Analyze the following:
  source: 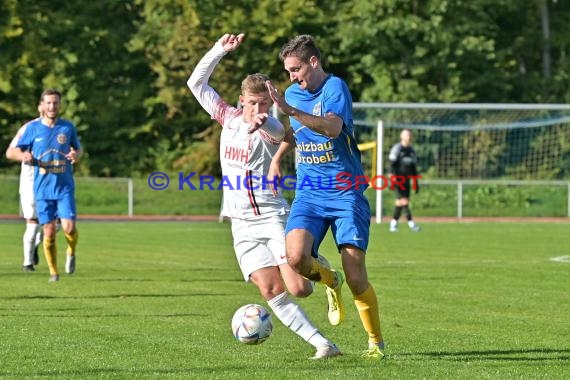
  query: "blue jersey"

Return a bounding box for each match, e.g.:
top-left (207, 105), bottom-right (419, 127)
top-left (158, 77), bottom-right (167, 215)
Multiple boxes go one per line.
top-left (285, 74), bottom-right (367, 199)
top-left (16, 118), bottom-right (81, 200)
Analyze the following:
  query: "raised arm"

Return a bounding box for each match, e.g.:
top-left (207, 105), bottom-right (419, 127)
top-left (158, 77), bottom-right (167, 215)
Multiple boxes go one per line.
top-left (187, 34), bottom-right (245, 118)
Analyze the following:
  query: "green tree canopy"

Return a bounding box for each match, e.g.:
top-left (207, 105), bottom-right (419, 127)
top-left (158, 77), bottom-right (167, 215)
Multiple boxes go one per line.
top-left (1, 0), bottom-right (568, 178)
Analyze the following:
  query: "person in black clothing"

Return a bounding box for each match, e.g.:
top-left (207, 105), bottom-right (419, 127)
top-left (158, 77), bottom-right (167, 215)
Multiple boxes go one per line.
top-left (388, 129), bottom-right (421, 232)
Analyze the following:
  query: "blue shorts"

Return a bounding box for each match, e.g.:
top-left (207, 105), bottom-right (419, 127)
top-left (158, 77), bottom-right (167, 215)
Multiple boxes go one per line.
top-left (286, 192), bottom-right (371, 257)
top-left (36, 193), bottom-right (77, 224)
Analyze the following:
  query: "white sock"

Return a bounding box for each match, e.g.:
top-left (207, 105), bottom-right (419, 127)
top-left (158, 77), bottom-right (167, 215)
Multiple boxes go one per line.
top-left (267, 292), bottom-right (331, 348)
top-left (34, 227), bottom-right (43, 250)
top-left (408, 220), bottom-right (416, 228)
top-left (22, 223), bottom-right (39, 266)
top-left (390, 219), bottom-right (398, 228)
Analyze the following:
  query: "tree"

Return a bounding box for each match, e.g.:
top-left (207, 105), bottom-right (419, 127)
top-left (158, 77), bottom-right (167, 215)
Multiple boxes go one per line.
top-left (1, 0), bottom-right (569, 178)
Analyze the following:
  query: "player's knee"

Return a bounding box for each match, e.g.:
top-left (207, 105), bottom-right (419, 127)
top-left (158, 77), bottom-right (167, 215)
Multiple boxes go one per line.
top-left (340, 254), bottom-right (369, 294)
top-left (251, 269), bottom-right (286, 300)
top-left (287, 280), bottom-right (313, 298)
top-left (345, 272), bottom-right (368, 295)
top-left (61, 222), bottom-right (76, 235)
top-left (43, 223), bottom-right (56, 238)
top-left (258, 284), bottom-right (285, 301)
top-left (285, 249), bottom-right (305, 271)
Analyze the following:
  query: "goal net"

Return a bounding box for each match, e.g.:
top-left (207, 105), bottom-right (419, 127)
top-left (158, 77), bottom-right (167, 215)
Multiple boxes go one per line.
top-left (353, 103), bottom-right (570, 220)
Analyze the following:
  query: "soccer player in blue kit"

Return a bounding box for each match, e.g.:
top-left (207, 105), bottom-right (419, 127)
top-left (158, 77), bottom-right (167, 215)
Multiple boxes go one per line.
top-left (266, 35), bottom-right (385, 359)
top-left (14, 89), bottom-right (82, 282)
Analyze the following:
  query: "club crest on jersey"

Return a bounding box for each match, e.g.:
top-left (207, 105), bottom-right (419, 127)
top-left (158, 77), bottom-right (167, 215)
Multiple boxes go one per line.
top-left (57, 134), bottom-right (67, 144)
top-left (312, 103), bottom-right (321, 116)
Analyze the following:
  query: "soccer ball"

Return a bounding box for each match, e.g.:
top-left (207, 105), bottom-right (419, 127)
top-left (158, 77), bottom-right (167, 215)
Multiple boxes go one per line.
top-left (231, 304), bottom-right (273, 345)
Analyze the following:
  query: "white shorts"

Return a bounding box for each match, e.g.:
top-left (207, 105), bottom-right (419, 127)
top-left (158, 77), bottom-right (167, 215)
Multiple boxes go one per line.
top-left (19, 189), bottom-right (37, 220)
top-left (231, 214), bottom-right (288, 281)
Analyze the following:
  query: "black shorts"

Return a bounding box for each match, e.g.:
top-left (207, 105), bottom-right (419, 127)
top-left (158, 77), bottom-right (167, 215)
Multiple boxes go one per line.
top-left (394, 179), bottom-right (411, 199)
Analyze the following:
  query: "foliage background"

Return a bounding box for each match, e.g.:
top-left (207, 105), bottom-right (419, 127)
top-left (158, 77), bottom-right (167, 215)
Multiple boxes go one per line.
top-left (1, 0), bottom-right (569, 178)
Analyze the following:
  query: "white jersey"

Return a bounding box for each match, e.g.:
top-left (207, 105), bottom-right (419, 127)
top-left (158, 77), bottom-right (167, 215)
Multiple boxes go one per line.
top-left (188, 43), bottom-right (289, 220)
top-left (9, 120), bottom-right (38, 195)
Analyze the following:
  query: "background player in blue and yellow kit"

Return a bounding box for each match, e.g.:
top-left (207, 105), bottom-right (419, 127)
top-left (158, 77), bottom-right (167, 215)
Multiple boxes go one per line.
top-left (14, 89), bottom-right (82, 282)
top-left (267, 35), bottom-right (385, 359)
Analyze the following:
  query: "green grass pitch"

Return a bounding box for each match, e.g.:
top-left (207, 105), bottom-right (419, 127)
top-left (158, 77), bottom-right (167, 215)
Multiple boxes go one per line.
top-left (0, 221), bottom-right (569, 379)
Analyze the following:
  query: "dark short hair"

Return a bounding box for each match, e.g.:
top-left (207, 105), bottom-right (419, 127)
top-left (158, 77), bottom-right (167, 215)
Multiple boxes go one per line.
top-left (279, 34), bottom-right (321, 63)
top-left (40, 89), bottom-right (62, 102)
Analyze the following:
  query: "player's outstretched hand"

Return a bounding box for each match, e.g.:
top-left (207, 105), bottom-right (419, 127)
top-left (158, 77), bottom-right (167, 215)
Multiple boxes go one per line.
top-left (219, 33), bottom-right (245, 52)
top-left (266, 80), bottom-right (295, 116)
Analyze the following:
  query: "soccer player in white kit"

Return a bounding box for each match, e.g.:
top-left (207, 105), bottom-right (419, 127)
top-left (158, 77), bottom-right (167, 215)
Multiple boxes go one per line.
top-left (6, 115), bottom-right (43, 272)
top-left (187, 33), bottom-right (340, 359)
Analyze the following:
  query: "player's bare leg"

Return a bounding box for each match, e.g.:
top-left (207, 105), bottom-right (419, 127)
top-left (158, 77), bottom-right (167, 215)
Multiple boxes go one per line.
top-left (279, 262), bottom-right (313, 298)
top-left (285, 229), bottom-right (345, 325)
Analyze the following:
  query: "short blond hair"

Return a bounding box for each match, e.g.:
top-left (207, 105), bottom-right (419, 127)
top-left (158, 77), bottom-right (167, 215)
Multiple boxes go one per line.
top-left (241, 73), bottom-right (270, 94)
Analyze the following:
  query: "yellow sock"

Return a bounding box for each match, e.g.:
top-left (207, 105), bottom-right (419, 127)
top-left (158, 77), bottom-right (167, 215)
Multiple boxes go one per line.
top-left (43, 237), bottom-right (58, 275)
top-left (306, 257), bottom-right (335, 287)
top-left (65, 229), bottom-right (79, 256)
top-left (354, 284), bottom-right (383, 345)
